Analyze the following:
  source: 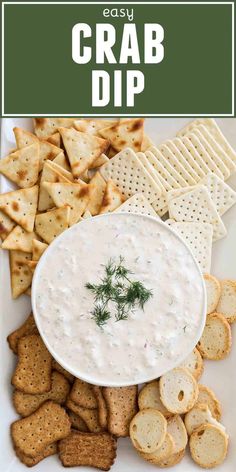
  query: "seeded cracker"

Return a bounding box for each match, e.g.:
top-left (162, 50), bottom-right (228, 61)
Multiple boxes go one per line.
top-left (99, 148), bottom-right (161, 202)
top-left (69, 378), bottom-right (98, 409)
top-left (58, 127), bottom-right (109, 177)
top-left (99, 118), bottom-right (144, 152)
top-left (58, 431), bottom-right (117, 470)
top-left (35, 206), bottom-right (70, 244)
top-left (13, 371), bottom-right (70, 417)
top-left (103, 386), bottom-right (138, 437)
top-left (86, 171), bottom-right (106, 215)
top-left (99, 180), bottom-right (125, 214)
top-left (12, 334), bottom-right (52, 394)
top-left (42, 181), bottom-right (90, 226)
top-left (7, 313), bottom-right (38, 354)
top-left (2, 226), bottom-right (38, 252)
top-left (10, 250), bottom-right (33, 298)
top-left (0, 186), bottom-right (38, 232)
top-left (11, 400), bottom-right (71, 457)
top-left (0, 144), bottom-right (40, 188)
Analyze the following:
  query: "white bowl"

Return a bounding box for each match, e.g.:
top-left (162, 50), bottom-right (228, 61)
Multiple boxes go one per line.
top-left (32, 212), bottom-right (206, 387)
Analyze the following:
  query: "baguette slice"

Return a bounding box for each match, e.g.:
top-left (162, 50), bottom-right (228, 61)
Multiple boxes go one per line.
top-left (185, 403), bottom-right (225, 436)
top-left (130, 408), bottom-right (167, 454)
top-left (189, 424), bottom-right (228, 468)
top-left (167, 415), bottom-right (188, 454)
top-left (179, 348), bottom-right (204, 380)
top-left (160, 368), bottom-right (199, 414)
top-left (197, 385), bottom-right (222, 421)
top-left (216, 279), bottom-right (236, 323)
top-left (139, 432), bottom-right (174, 464)
top-left (197, 312), bottom-right (232, 360)
top-left (204, 274), bottom-right (221, 314)
top-left (138, 381), bottom-right (172, 418)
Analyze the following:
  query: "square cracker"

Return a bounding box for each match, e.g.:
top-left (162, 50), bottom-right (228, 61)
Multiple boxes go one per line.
top-left (163, 140), bottom-right (199, 183)
top-left (115, 193), bottom-right (161, 219)
top-left (12, 334), bottom-right (52, 394)
top-left (168, 185), bottom-right (227, 242)
top-left (188, 128), bottom-right (230, 180)
top-left (7, 312), bottom-right (38, 354)
top-left (0, 186), bottom-right (38, 232)
top-left (58, 127), bottom-right (109, 177)
top-left (35, 206), bottom-right (70, 243)
top-left (42, 182), bottom-right (90, 226)
top-left (103, 386), bottom-right (138, 437)
top-left (58, 431), bottom-right (117, 470)
top-left (200, 173), bottom-right (236, 216)
top-left (136, 152), bottom-right (166, 191)
top-left (9, 250), bottom-right (33, 298)
top-left (170, 222), bottom-right (213, 273)
top-left (170, 138), bottom-right (205, 180)
top-left (179, 136), bottom-right (211, 176)
top-left (11, 400), bottom-right (71, 457)
top-left (0, 143), bottom-right (40, 188)
top-left (157, 144), bottom-right (195, 186)
top-left (99, 148), bottom-right (161, 203)
top-left (177, 118), bottom-right (236, 164)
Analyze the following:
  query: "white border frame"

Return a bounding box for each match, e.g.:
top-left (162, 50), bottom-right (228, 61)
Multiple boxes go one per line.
top-left (1, 1), bottom-right (235, 117)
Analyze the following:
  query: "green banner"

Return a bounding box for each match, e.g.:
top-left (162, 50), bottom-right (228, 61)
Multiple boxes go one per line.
top-left (2, 1), bottom-right (234, 116)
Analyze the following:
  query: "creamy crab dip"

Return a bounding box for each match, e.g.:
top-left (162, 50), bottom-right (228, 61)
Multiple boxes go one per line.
top-left (32, 213), bottom-right (205, 386)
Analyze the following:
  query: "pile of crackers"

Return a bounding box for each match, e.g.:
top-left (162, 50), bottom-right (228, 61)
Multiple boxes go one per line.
top-left (7, 271), bottom-right (236, 469)
top-left (0, 118), bottom-right (236, 298)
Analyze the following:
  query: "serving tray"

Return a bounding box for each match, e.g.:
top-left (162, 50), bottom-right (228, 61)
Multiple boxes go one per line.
top-left (1, 117), bottom-right (236, 471)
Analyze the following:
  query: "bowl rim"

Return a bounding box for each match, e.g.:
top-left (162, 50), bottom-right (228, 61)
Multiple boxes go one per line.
top-left (31, 211), bottom-right (207, 387)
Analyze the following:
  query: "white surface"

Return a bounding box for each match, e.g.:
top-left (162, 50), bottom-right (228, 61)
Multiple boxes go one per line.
top-left (1, 117), bottom-right (236, 471)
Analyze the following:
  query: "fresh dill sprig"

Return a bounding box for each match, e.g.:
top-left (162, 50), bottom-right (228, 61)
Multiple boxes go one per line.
top-left (86, 257), bottom-right (153, 328)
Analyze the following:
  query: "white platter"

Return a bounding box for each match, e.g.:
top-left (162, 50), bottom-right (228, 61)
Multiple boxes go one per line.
top-left (1, 117), bottom-right (236, 471)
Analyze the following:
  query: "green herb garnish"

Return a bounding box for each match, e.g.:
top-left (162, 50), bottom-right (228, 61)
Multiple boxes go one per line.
top-left (86, 256), bottom-right (153, 328)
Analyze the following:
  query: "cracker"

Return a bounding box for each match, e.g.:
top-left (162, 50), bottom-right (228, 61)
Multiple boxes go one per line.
top-left (10, 250), bottom-right (33, 298)
top-left (204, 274), bottom-right (221, 314)
top-left (99, 180), bottom-right (125, 214)
top-left (13, 127), bottom-right (62, 171)
top-left (169, 221), bottom-right (213, 273)
top-left (93, 386), bottom-right (108, 430)
top-left (200, 172), bottom-right (236, 216)
top-left (197, 312), bottom-right (232, 360)
top-left (216, 279), bottom-right (236, 322)
top-left (155, 448), bottom-right (185, 468)
top-left (191, 128), bottom-right (230, 180)
top-left (189, 424), bottom-right (228, 468)
top-left (33, 118), bottom-right (75, 138)
top-left (15, 442), bottom-right (57, 467)
top-left (38, 160), bottom-right (73, 211)
top-left (171, 137), bottom-right (205, 179)
top-left (7, 312), bottom-right (38, 354)
top-left (139, 432), bottom-right (174, 465)
top-left (184, 403), bottom-right (225, 436)
top-left (195, 124), bottom-right (236, 174)
top-left (83, 209), bottom-right (92, 218)
top-left (58, 431), bottom-right (117, 470)
top-left (103, 385), bottom-right (138, 437)
top-left (47, 132), bottom-right (61, 147)
top-left (66, 399), bottom-right (102, 432)
top-left (178, 347), bottom-right (204, 380)
top-left (138, 380), bottom-right (171, 417)
top-left (52, 359), bottom-right (74, 383)
top-left (0, 210), bottom-right (15, 240)
top-left (26, 260), bottom-right (37, 272)
top-left (115, 193), bottom-right (160, 218)
top-left (157, 144), bottom-right (195, 186)
top-left (86, 171), bottom-right (106, 215)
top-left (159, 367), bottom-right (199, 414)
top-left (136, 152), bottom-right (166, 190)
top-left (129, 408), bottom-right (167, 453)
top-left (99, 118), bottom-right (144, 152)
top-left (11, 400), bottom-right (71, 457)
top-left (53, 151), bottom-right (71, 171)
top-left (35, 206), bottom-right (70, 243)
top-left (67, 411), bottom-right (89, 432)
top-left (0, 144), bottom-right (40, 188)
top-left (177, 118), bottom-right (236, 164)
top-left (74, 119), bottom-right (117, 136)
top-left (2, 226), bottom-right (38, 252)
top-left (99, 148), bottom-right (162, 203)
top-left (90, 153), bottom-right (109, 169)
top-left (164, 139), bottom-right (200, 183)
top-left (0, 186), bottom-right (38, 232)
top-left (197, 384), bottom-right (222, 421)
top-left (42, 181), bottom-right (90, 226)
top-left (13, 371), bottom-right (70, 417)
top-left (69, 378), bottom-right (97, 409)
top-left (12, 334), bottom-right (52, 394)
top-left (141, 134), bottom-right (154, 152)
top-left (147, 147), bottom-right (186, 188)
top-left (32, 239), bottom-right (48, 261)
top-left (168, 185), bottom-right (227, 242)
top-left (184, 132), bottom-right (224, 179)
top-left (180, 136), bottom-right (211, 176)
top-left (166, 415), bottom-right (188, 453)
top-left (59, 127), bottom-right (109, 177)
